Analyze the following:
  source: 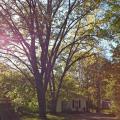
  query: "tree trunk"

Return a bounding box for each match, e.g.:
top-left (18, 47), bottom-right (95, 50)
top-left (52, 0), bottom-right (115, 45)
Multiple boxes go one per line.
top-left (86, 99), bottom-right (90, 112)
top-left (96, 80), bottom-right (101, 113)
top-left (96, 93), bottom-right (101, 113)
top-left (36, 88), bottom-right (47, 120)
top-left (50, 97), bottom-right (57, 114)
top-left (35, 74), bottom-right (47, 120)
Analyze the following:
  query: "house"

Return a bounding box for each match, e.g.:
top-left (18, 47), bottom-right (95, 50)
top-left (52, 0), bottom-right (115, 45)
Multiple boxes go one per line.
top-left (56, 96), bottom-right (87, 113)
top-left (101, 100), bottom-right (111, 109)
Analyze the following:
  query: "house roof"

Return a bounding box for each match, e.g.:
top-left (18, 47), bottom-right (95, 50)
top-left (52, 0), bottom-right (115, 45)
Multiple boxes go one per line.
top-left (61, 94), bottom-right (87, 101)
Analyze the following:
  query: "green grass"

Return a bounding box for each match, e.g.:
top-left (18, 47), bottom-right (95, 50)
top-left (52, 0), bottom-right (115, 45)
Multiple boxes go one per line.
top-left (21, 114), bottom-right (66, 120)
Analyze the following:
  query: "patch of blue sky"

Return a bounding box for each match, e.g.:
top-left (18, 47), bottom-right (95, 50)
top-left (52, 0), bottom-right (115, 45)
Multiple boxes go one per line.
top-left (99, 39), bottom-right (117, 60)
top-left (95, 1), bottom-right (116, 60)
top-left (96, 1), bottom-right (110, 20)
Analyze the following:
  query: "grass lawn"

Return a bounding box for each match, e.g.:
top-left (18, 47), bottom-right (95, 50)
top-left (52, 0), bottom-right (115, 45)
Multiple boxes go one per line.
top-left (21, 114), bottom-right (66, 120)
top-left (21, 113), bottom-right (118, 120)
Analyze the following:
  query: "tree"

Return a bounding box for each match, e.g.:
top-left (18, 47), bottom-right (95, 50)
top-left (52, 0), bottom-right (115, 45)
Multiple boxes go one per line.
top-left (108, 45), bottom-right (120, 117)
top-left (0, 0), bottom-right (102, 119)
top-left (81, 54), bottom-right (110, 113)
top-left (102, 0), bottom-right (120, 115)
top-left (0, 64), bottom-right (37, 113)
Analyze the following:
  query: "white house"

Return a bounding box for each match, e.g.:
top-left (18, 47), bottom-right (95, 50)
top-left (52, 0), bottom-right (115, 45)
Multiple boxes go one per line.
top-left (56, 96), bottom-right (87, 113)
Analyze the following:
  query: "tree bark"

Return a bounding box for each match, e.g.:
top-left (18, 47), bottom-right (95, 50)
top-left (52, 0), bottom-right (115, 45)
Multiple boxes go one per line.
top-left (38, 92), bottom-right (47, 120)
top-left (96, 79), bottom-right (101, 113)
top-left (50, 96), bottom-right (57, 114)
top-left (36, 87), bottom-right (47, 120)
top-left (35, 73), bottom-right (47, 120)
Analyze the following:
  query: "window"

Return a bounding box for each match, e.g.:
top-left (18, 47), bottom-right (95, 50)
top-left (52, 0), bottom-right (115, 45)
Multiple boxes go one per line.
top-left (72, 100), bottom-right (75, 108)
top-left (79, 100), bottom-right (81, 108)
top-left (73, 100), bottom-right (80, 108)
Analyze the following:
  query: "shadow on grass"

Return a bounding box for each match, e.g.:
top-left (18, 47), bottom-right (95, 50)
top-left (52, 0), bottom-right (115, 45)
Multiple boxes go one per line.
top-left (21, 113), bottom-right (67, 120)
top-left (21, 113), bottom-right (118, 120)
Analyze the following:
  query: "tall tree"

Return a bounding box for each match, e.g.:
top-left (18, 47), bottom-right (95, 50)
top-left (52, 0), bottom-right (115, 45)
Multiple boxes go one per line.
top-left (109, 45), bottom-right (120, 117)
top-left (83, 54), bottom-right (109, 113)
top-left (0, 0), bottom-right (102, 119)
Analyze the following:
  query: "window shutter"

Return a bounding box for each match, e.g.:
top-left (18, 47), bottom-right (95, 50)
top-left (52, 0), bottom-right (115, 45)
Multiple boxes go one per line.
top-left (79, 100), bottom-right (81, 108)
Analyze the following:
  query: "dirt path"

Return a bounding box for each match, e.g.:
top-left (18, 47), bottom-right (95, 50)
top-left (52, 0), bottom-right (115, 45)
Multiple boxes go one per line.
top-left (68, 113), bottom-right (118, 120)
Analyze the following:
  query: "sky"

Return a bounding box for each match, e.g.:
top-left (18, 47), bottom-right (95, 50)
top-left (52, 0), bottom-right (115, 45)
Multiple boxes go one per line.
top-left (99, 39), bottom-right (117, 60)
